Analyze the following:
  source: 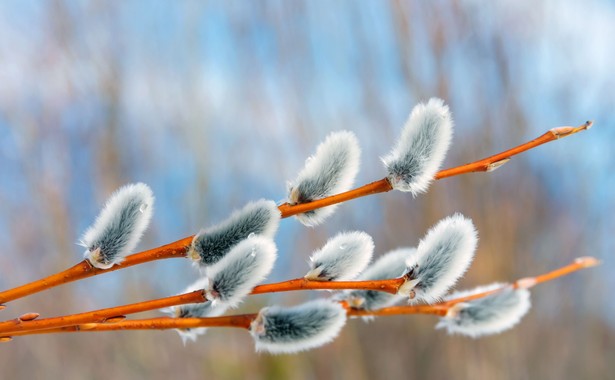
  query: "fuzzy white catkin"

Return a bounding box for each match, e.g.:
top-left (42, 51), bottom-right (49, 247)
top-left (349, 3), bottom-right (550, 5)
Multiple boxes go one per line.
top-left (287, 130), bottom-right (360, 227)
top-left (163, 277), bottom-right (229, 344)
top-left (250, 299), bottom-right (347, 354)
top-left (399, 213), bottom-right (477, 304)
top-left (304, 231), bottom-right (374, 281)
top-left (80, 183), bottom-right (154, 269)
top-left (383, 98), bottom-right (453, 196)
top-left (188, 199), bottom-right (280, 268)
top-left (203, 235), bottom-right (277, 308)
top-left (436, 283), bottom-right (531, 338)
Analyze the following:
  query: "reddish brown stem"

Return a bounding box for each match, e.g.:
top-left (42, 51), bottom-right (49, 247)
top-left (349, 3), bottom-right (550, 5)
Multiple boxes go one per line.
top-left (3, 256), bottom-right (598, 339)
top-left (347, 304), bottom-right (449, 317)
top-left (5, 315), bottom-right (257, 337)
top-left (251, 277), bottom-right (405, 295)
top-left (3, 305), bottom-right (444, 338)
top-left (0, 277), bottom-right (406, 335)
top-left (435, 122), bottom-right (591, 179)
top-left (0, 290), bottom-right (206, 334)
top-left (0, 237), bottom-right (192, 304)
top-left (435, 256), bottom-right (600, 306)
top-left (0, 123), bottom-right (590, 306)
top-left (355, 256), bottom-right (600, 318)
top-left (277, 179), bottom-right (393, 217)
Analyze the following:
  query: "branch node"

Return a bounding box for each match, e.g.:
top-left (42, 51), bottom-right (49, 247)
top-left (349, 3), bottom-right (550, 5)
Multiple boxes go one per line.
top-left (444, 302), bottom-right (469, 318)
top-left (104, 315), bottom-right (127, 323)
top-left (18, 313), bottom-right (40, 322)
top-left (516, 277), bottom-right (537, 289)
top-left (486, 158), bottom-right (511, 172)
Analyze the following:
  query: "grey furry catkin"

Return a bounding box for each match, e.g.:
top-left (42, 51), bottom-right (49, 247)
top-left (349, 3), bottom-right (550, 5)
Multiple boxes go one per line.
top-left (203, 235), bottom-right (277, 308)
top-left (436, 283), bottom-right (531, 338)
top-left (250, 299), bottom-right (347, 354)
top-left (383, 98), bottom-right (453, 196)
top-left (399, 213), bottom-right (477, 303)
top-left (287, 130), bottom-right (360, 227)
top-left (188, 199), bottom-right (280, 268)
top-left (304, 231), bottom-right (374, 281)
top-left (80, 183), bottom-right (154, 269)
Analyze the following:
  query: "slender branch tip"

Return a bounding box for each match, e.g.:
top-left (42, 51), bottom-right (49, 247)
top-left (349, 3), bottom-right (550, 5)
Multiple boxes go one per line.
top-left (551, 122), bottom-right (592, 138)
top-left (575, 256), bottom-right (600, 268)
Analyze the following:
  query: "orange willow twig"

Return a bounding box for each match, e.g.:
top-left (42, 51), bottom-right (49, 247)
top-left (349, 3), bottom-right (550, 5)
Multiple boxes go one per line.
top-left (0, 122), bottom-right (591, 305)
top-left (5, 305), bottom-right (441, 338)
top-left (0, 277), bottom-right (407, 335)
top-left (0, 238), bottom-right (191, 305)
top-left (4, 315), bottom-right (257, 339)
top-left (350, 256), bottom-right (600, 318)
top-left (1, 256), bottom-right (598, 339)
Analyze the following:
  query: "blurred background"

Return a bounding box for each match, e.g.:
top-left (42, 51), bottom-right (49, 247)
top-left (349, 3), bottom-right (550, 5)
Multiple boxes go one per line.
top-left (0, 1), bottom-right (613, 379)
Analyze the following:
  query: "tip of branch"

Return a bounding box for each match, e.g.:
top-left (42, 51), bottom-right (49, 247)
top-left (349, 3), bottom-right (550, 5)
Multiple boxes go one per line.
top-left (574, 256), bottom-right (600, 268)
top-left (0, 336), bottom-right (13, 343)
top-left (551, 121), bottom-right (593, 139)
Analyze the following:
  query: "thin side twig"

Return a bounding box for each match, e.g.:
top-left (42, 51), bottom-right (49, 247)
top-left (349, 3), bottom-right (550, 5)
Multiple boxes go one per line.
top-left (348, 256), bottom-right (600, 318)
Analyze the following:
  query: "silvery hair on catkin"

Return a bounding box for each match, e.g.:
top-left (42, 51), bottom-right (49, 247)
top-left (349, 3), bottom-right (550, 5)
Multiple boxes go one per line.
top-left (287, 130), bottom-right (360, 227)
top-left (383, 98), bottom-right (453, 196)
top-left (399, 213), bottom-right (477, 304)
top-left (436, 283), bottom-right (531, 338)
top-left (304, 231), bottom-right (374, 281)
top-left (203, 235), bottom-right (277, 308)
top-left (250, 299), bottom-right (347, 354)
top-left (188, 199), bottom-right (280, 268)
top-left (80, 183), bottom-right (154, 269)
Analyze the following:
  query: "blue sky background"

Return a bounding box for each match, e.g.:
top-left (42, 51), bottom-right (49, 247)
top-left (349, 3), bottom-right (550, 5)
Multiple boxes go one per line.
top-left (0, 1), bottom-right (613, 379)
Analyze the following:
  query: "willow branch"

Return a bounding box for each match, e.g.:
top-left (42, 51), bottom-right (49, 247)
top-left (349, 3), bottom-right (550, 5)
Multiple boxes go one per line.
top-left (2, 256), bottom-right (597, 339)
top-left (434, 122), bottom-right (591, 179)
top-left (0, 277), bottom-right (406, 335)
top-left (0, 237), bottom-right (191, 304)
top-left (250, 277), bottom-right (405, 295)
top-left (0, 122), bottom-right (590, 305)
top-left (0, 289), bottom-right (206, 334)
top-left (4, 314), bottom-right (256, 338)
top-left (349, 256), bottom-right (600, 318)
